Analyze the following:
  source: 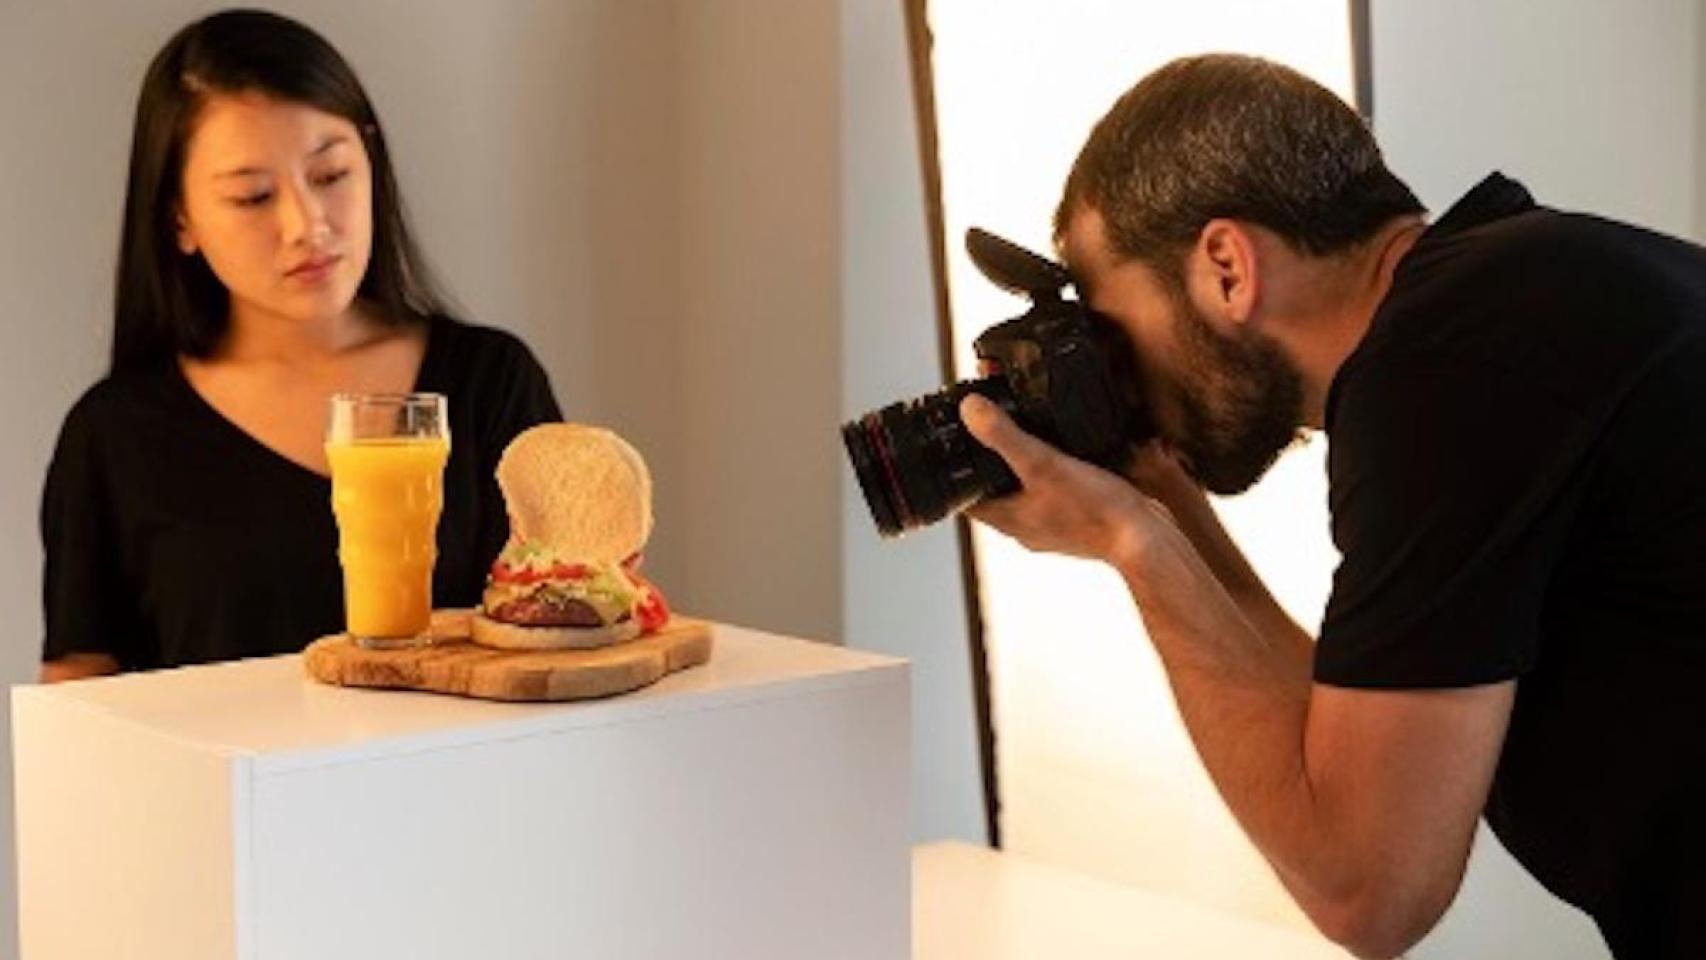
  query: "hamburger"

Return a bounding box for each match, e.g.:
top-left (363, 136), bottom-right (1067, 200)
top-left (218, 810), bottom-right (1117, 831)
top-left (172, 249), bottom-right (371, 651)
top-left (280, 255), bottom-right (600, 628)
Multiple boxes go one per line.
top-left (471, 423), bottom-right (672, 650)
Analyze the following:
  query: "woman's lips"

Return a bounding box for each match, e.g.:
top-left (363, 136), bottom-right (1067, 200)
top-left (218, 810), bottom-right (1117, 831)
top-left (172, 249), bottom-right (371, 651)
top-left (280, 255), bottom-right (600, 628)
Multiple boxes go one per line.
top-left (286, 254), bottom-right (341, 284)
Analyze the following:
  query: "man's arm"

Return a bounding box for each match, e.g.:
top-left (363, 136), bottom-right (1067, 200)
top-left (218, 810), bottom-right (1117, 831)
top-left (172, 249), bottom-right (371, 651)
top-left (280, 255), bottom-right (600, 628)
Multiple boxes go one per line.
top-left (1122, 534), bottom-right (1511, 956)
top-left (1122, 438), bottom-right (1309, 646)
top-left (961, 396), bottom-right (1511, 959)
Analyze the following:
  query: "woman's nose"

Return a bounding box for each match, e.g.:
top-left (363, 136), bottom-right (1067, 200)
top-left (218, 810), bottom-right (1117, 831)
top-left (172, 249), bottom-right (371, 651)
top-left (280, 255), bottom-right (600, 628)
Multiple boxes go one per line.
top-left (279, 182), bottom-right (330, 247)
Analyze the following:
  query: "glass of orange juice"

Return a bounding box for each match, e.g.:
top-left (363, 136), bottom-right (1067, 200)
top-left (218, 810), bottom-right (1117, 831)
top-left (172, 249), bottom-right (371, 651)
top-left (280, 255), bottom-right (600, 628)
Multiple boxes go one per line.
top-left (326, 393), bottom-right (450, 648)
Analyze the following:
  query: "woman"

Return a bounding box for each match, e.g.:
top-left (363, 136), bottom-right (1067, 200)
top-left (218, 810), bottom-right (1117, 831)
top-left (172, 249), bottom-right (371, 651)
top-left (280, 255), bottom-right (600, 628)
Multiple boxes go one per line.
top-left (41, 10), bottom-right (560, 680)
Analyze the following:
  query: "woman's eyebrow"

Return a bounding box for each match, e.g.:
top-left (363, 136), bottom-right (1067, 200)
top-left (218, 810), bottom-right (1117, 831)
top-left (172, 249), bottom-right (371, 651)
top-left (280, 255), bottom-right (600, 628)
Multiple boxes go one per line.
top-left (308, 133), bottom-right (348, 157)
top-left (214, 134), bottom-right (349, 179)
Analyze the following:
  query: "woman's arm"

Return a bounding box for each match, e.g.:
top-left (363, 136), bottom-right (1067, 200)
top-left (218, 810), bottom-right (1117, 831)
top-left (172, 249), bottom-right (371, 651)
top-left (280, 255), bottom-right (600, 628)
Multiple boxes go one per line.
top-left (41, 389), bottom-right (141, 676)
top-left (40, 652), bottom-right (122, 683)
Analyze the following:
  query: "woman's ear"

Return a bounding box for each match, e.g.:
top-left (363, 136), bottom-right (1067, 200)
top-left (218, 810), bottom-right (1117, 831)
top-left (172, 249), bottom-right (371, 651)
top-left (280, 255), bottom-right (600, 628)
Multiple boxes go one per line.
top-left (176, 209), bottom-right (198, 255)
top-left (1191, 219), bottom-right (1259, 325)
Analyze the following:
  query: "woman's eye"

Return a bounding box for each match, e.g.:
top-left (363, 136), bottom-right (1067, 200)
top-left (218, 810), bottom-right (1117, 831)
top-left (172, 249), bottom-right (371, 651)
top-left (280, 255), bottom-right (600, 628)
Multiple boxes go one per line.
top-left (231, 192), bottom-right (272, 208)
top-left (314, 169), bottom-right (350, 187)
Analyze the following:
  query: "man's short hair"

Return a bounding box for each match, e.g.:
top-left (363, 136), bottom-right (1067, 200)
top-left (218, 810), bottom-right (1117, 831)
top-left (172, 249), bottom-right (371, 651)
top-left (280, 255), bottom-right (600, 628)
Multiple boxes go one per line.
top-left (1057, 53), bottom-right (1424, 282)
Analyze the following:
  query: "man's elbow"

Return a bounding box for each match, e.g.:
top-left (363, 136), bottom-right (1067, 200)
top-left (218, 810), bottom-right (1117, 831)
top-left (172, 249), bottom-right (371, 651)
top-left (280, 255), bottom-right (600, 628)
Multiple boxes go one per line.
top-left (1306, 876), bottom-right (1456, 959)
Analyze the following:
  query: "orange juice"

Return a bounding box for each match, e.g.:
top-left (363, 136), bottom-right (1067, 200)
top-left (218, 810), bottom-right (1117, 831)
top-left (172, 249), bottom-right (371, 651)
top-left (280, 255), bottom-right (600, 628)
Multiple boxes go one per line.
top-left (327, 437), bottom-right (451, 640)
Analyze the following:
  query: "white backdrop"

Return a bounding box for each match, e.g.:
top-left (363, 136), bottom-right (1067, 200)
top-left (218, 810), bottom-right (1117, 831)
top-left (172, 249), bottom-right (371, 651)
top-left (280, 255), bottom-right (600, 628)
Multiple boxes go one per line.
top-left (928, 0), bottom-right (1352, 931)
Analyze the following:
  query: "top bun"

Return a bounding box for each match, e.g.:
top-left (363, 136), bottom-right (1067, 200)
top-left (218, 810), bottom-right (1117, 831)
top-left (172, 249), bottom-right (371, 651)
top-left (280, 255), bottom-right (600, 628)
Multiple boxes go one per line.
top-left (496, 423), bottom-right (654, 563)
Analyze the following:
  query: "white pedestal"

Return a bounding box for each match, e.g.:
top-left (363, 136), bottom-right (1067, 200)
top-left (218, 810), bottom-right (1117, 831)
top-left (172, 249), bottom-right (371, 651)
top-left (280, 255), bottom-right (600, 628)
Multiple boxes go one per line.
top-left (13, 624), bottom-right (910, 960)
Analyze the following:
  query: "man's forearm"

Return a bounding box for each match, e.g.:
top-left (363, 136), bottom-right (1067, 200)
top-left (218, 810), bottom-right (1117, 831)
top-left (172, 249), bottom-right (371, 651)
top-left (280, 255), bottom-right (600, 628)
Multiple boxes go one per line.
top-left (1110, 514), bottom-right (1493, 958)
top-left (1148, 484), bottom-right (1313, 649)
top-left (1110, 521), bottom-right (1369, 922)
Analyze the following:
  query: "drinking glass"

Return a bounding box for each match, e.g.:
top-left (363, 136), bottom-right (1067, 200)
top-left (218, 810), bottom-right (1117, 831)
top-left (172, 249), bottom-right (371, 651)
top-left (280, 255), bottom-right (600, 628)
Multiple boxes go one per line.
top-left (326, 393), bottom-right (450, 648)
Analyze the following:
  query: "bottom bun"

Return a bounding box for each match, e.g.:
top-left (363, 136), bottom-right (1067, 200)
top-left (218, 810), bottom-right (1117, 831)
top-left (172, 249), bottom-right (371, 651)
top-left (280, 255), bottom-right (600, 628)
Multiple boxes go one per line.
top-left (470, 613), bottom-right (642, 650)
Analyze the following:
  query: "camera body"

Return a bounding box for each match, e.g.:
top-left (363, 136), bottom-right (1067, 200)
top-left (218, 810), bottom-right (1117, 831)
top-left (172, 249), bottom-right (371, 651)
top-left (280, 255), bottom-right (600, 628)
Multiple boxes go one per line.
top-left (843, 228), bottom-right (1152, 536)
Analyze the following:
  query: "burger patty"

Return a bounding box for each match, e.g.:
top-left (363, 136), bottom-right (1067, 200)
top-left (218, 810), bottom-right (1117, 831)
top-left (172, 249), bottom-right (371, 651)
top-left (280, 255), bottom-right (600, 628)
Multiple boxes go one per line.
top-left (488, 595), bottom-right (617, 628)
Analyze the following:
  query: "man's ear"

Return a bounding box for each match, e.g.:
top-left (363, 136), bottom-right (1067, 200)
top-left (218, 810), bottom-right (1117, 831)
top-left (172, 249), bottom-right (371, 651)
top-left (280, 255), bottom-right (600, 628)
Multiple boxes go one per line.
top-left (176, 209), bottom-right (198, 255)
top-left (1190, 218), bottom-right (1259, 325)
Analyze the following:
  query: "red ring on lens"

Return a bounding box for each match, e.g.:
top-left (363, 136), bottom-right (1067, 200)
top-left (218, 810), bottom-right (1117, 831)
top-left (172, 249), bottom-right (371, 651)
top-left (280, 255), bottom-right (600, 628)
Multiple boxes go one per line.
top-left (866, 414), bottom-right (915, 531)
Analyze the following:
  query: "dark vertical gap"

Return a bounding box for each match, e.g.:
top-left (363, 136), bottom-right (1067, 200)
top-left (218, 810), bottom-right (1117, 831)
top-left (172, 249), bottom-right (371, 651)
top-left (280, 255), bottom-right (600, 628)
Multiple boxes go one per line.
top-left (902, 0), bottom-right (1002, 848)
top-left (1351, 0), bottom-right (1375, 121)
top-left (1696, 0), bottom-right (1706, 242)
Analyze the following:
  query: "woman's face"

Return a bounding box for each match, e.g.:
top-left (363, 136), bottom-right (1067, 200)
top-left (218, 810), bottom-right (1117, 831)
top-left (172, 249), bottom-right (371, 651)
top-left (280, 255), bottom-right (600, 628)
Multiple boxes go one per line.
top-left (176, 92), bottom-right (374, 329)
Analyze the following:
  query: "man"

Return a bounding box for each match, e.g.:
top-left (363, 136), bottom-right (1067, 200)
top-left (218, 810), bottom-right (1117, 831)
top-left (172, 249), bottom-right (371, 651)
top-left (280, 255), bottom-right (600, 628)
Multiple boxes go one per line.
top-left (960, 53), bottom-right (1705, 959)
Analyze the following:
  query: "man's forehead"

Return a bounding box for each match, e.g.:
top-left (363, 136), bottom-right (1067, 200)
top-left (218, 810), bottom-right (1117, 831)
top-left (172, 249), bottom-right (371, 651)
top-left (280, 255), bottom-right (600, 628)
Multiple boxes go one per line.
top-left (1057, 205), bottom-right (1113, 297)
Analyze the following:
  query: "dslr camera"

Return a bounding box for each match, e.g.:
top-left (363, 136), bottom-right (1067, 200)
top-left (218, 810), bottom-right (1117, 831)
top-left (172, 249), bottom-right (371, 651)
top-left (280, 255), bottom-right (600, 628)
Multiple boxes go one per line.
top-left (843, 228), bottom-right (1153, 536)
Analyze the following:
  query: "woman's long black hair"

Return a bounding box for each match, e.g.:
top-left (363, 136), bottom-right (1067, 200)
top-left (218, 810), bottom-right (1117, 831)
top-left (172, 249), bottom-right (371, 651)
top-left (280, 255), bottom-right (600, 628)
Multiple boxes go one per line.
top-left (112, 8), bottom-right (447, 374)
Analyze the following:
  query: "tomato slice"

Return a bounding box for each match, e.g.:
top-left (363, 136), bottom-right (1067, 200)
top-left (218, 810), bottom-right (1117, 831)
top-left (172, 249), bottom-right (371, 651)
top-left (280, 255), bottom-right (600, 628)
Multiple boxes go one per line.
top-left (547, 562), bottom-right (586, 580)
top-left (626, 567), bottom-right (671, 633)
top-left (491, 562), bottom-right (545, 585)
top-left (636, 590), bottom-right (670, 633)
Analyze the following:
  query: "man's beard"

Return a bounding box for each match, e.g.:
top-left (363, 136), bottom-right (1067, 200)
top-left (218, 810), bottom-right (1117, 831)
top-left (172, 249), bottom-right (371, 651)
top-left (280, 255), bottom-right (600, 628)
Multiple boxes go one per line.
top-left (1166, 294), bottom-right (1307, 496)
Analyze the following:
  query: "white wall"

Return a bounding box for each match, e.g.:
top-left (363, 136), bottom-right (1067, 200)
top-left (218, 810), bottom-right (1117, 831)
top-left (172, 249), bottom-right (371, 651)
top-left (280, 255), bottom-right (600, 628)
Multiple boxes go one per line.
top-left (675, 0), bottom-right (842, 643)
top-left (1373, 0), bottom-right (1699, 242)
top-left (1371, 1), bottom-right (1701, 957)
top-left (351, 0), bottom-right (689, 597)
top-left (839, 0), bottom-right (989, 843)
top-left (1699, 0), bottom-right (1706, 241)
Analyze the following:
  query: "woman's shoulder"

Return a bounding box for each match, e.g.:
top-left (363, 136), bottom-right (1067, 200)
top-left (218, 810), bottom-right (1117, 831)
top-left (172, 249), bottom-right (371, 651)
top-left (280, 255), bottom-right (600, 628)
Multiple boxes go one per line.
top-left (46, 364), bottom-right (184, 481)
top-left (58, 364), bottom-right (180, 438)
top-left (423, 314), bottom-right (562, 431)
top-left (425, 314), bottom-right (549, 386)
top-left (431, 313), bottom-right (537, 358)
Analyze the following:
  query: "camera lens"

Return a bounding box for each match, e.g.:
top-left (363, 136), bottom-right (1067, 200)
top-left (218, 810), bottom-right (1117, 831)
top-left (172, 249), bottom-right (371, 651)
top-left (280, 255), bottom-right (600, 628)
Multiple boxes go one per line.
top-left (842, 378), bottom-right (1020, 537)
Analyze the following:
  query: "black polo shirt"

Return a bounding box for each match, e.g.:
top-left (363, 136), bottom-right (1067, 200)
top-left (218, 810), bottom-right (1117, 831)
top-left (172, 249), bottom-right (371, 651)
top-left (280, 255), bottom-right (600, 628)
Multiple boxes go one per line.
top-left (1318, 173), bottom-right (1706, 958)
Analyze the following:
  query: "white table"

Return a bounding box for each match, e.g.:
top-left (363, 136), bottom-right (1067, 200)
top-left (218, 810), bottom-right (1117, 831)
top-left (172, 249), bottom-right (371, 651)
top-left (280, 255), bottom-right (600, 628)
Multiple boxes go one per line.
top-left (915, 841), bottom-right (1350, 959)
top-left (13, 623), bottom-right (910, 960)
top-left (15, 619), bottom-right (1354, 960)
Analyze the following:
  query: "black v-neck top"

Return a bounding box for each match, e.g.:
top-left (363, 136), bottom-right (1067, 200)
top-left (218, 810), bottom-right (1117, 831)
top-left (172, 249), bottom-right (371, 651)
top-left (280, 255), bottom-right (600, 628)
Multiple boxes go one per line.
top-left (40, 315), bottom-right (561, 670)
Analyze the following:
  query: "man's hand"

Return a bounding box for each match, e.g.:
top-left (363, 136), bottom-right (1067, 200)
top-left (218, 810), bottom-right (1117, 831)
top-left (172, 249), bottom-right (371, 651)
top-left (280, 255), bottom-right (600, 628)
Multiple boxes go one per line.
top-left (959, 394), bottom-right (1174, 565)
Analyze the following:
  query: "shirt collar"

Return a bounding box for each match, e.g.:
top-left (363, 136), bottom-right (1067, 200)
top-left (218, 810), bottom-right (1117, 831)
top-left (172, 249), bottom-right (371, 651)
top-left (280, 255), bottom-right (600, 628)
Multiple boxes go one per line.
top-left (1426, 171), bottom-right (1537, 239)
top-left (1324, 173), bottom-right (1537, 433)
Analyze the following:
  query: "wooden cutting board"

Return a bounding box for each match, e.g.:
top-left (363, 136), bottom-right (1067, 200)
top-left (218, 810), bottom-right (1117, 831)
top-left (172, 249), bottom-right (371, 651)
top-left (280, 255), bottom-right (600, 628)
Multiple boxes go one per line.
top-left (303, 610), bottom-right (714, 702)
